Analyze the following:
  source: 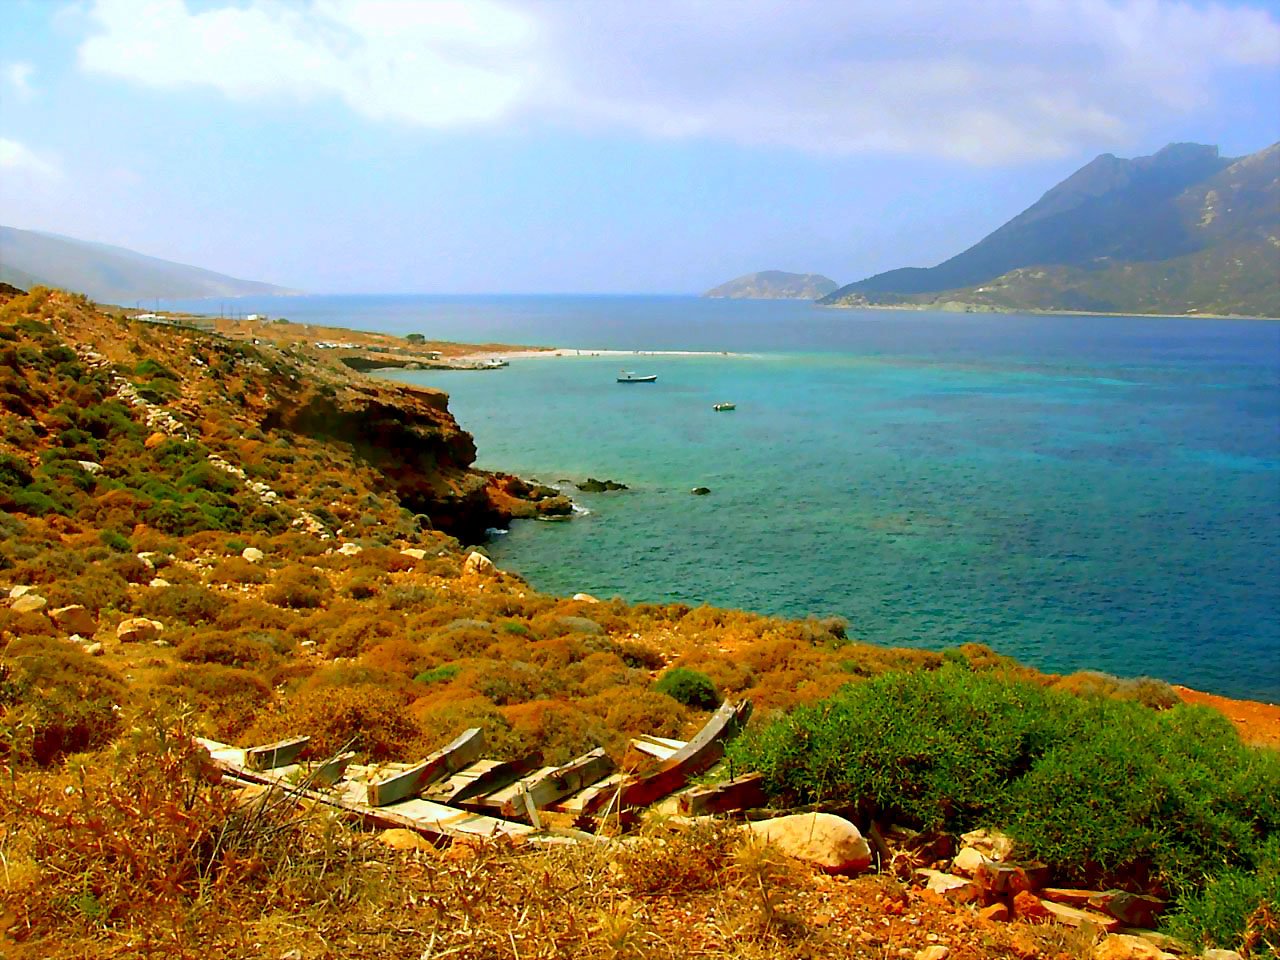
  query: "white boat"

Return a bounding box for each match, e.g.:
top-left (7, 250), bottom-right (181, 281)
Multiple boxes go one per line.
top-left (617, 371), bottom-right (657, 383)
top-left (713, 402), bottom-right (736, 411)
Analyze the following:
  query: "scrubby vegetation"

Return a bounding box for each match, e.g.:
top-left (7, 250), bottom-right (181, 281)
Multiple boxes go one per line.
top-left (1, 287), bottom-right (1276, 958)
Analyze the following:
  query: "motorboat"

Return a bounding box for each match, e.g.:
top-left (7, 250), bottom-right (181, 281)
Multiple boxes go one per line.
top-left (617, 371), bottom-right (657, 383)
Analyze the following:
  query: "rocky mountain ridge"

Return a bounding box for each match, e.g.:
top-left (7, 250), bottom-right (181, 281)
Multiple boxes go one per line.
top-left (705, 270), bottom-right (839, 299)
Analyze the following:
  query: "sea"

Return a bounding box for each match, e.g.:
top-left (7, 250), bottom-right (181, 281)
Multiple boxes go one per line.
top-left (166, 294), bottom-right (1280, 702)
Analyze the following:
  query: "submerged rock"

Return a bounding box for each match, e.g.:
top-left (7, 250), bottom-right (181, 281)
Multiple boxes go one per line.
top-left (576, 477), bottom-right (628, 492)
top-left (690, 486), bottom-right (711, 496)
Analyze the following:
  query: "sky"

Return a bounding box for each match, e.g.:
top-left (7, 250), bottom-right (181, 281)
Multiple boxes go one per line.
top-left (1, 0), bottom-right (1278, 294)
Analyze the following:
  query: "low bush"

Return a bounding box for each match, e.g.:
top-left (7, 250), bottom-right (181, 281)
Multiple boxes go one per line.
top-left (1165, 836), bottom-right (1280, 958)
top-left (263, 566), bottom-right (331, 609)
top-left (729, 667), bottom-right (1280, 906)
top-left (654, 667), bottom-right (719, 709)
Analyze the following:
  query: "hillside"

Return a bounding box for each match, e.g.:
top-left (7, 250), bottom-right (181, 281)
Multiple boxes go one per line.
top-left (0, 225), bottom-right (296, 302)
top-left (704, 270), bottom-right (839, 299)
top-left (822, 142), bottom-right (1280, 317)
top-left (0, 287), bottom-right (1276, 958)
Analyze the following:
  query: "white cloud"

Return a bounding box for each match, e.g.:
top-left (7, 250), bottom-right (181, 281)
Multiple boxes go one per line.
top-left (0, 138), bottom-right (62, 181)
top-left (4, 62), bottom-right (35, 100)
top-left (77, 0), bottom-right (1280, 163)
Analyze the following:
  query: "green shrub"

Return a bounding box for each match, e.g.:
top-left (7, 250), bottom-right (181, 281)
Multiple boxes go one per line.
top-left (414, 664), bottom-right (460, 685)
top-left (729, 667), bottom-right (1280, 901)
top-left (136, 585), bottom-right (224, 625)
top-left (654, 667), bottom-right (719, 709)
top-left (1164, 837), bottom-right (1280, 958)
top-left (99, 529), bottom-right (131, 553)
top-left (263, 567), bottom-right (331, 609)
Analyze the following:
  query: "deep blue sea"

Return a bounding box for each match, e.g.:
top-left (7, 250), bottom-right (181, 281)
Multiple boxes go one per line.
top-left (169, 295), bottom-right (1280, 701)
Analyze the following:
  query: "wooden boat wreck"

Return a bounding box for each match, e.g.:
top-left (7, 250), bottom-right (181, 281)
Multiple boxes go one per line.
top-left (198, 698), bottom-right (754, 842)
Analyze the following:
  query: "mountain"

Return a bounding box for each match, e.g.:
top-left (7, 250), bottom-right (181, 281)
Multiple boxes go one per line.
top-left (704, 270), bottom-right (839, 299)
top-left (0, 225), bottom-right (297, 302)
top-left (822, 142), bottom-right (1280, 317)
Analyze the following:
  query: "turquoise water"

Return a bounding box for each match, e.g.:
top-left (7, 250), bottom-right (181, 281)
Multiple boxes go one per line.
top-left (170, 295), bottom-right (1280, 700)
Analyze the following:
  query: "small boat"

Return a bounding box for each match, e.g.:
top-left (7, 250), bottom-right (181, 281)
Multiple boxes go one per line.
top-left (713, 402), bottom-right (736, 411)
top-left (617, 371), bottom-right (657, 383)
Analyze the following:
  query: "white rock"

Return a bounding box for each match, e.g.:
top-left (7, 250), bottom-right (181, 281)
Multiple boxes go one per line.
top-left (242, 547), bottom-right (265, 563)
top-left (76, 460), bottom-right (103, 474)
top-left (1092, 934), bottom-right (1179, 960)
top-left (136, 553), bottom-right (157, 570)
top-left (572, 593), bottom-right (601, 603)
top-left (149, 578), bottom-right (171, 588)
top-left (916, 948), bottom-right (950, 960)
top-left (742, 812), bottom-right (872, 875)
top-left (337, 542), bottom-right (362, 556)
top-left (917, 869), bottom-right (979, 904)
top-left (85, 642), bottom-right (104, 657)
top-left (462, 551), bottom-right (496, 577)
top-left (11, 594), bottom-right (47, 614)
top-left (400, 548), bottom-right (428, 560)
top-left (960, 828), bottom-right (1015, 862)
top-left (9, 585), bottom-right (34, 599)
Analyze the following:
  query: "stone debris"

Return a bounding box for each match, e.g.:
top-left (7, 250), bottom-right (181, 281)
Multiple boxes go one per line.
top-left (915, 870), bottom-right (979, 905)
top-left (116, 617), bottom-right (164, 643)
top-left (1092, 934), bottom-right (1178, 960)
top-left (960, 828), bottom-right (1015, 862)
top-left (50, 604), bottom-right (96, 635)
top-left (950, 845), bottom-right (991, 876)
top-left (743, 812), bottom-right (872, 875)
top-left (11, 594), bottom-right (48, 614)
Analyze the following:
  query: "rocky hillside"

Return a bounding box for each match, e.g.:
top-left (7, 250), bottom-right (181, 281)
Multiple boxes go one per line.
top-left (0, 225), bottom-right (297, 302)
top-left (1, 286), bottom-right (1275, 959)
top-left (823, 142), bottom-right (1280, 317)
top-left (705, 270), bottom-right (839, 299)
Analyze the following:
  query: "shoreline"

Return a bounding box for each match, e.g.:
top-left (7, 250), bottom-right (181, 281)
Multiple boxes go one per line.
top-left (449, 346), bottom-right (744, 362)
top-left (817, 300), bottom-right (1280, 322)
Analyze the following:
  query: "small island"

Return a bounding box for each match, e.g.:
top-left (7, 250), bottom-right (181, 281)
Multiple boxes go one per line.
top-left (703, 270), bottom-right (839, 300)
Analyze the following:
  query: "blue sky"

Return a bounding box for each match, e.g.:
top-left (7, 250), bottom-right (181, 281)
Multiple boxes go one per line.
top-left (1, 0), bottom-right (1278, 294)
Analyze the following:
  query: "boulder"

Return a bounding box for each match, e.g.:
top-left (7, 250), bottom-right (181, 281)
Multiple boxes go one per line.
top-left (50, 605), bottom-right (96, 635)
top-left (242, 547), bottom-right (265, 563)
top-left (377, 829), bottom-right (434, 852)
top-left (11, 594), bottom-right (47, 615)
top-left (76, 460), bottom-right (103, 474)
top-left (690, 486), bottom-right (711, 495)
top-left (1092, 934), bottom-right (1178, 960)
top-left (149, 578), bottom-right (171, 588)
top-left (576, 477), bottom-right (628, 492)
top-left (117, 617), bottom-right (163, 643)
top-left (743, 812), bottom-right (872, 875)
top-left (916, 948), bottom-right (950, 960)
top-left (572, 593), bottom-right (600, 603)
top-left (1012, 890), bottom-right (1050, 921)
top-left (84, 642), bottom-right (104, 657)
top-left (337, 542), bottom-right (362, 556)
top-left (556, 616), bottom-right (603, 636)
top-left (400, 548), bottom-right (428, 561)
top-left (136, 552), bottom-right (157, 570)
top-left (1201, 951), bottom-right (1245, 960)
top-left (462, 551), bottom-right (496, 577)
top-left (8, 585), bottom-right (34, 599)
top-left (974, 860), bottom-right (1049, 896)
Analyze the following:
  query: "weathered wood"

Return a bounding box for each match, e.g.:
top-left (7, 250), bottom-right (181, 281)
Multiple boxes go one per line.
top-left (499, 748), bottom-right (616, 818)
top-left (586, 700), bottom-right (753, 813)
top-left (425, 753), bottom-right (544, 805)
top-left (365, 728), bottom-right (486, 807)
top-left (245, 736), bottom-right (309, 770)
top-left (678, 772), bottom-right (767, 815)
top-left (552, 773), bottom-right (625, 814)
top-left (309, 751), bottom-right (355, 786)
top-left (463, 765), bottom-right (559, 813)
top-left (197, 737), bottom-right (535, 842)
top-left (628, 735), bottom-right (687, 761)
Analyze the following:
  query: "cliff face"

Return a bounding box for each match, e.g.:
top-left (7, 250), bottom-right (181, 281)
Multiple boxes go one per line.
top-left (263, 381), bottom-right (571, 544)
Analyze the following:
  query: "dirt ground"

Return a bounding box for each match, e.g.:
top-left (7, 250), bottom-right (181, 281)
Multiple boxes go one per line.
top-left (1175, 685), bottom-right (1280, 750)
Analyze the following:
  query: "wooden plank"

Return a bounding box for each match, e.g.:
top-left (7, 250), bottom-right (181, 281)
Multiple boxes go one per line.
top-left (309, 751), bottom-right (355, 786)
top-left (463, 765), bottom-right (559, 813)
top-left (552, 772), bottom-right (625, 814)
top-left (425, 752), bottom-right (544, 805)
top-left (245, 736), bottom-right (309, 770)
top-left (499, 748), bottom-right (616, 818)
top-left (629, 735), bottom-right (687, 761)
top-left (365, 728), bottom-right (485, 807)
top-left (586, 700), bottom-right (753, 813)
top-left (197, 737), bottom-right (535, 842)
top-left (678, 771), bottom-right (767, 815)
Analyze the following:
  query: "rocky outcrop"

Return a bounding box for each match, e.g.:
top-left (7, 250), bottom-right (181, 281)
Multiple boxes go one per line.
top-left (260, 381), bottom-right (566, 544)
